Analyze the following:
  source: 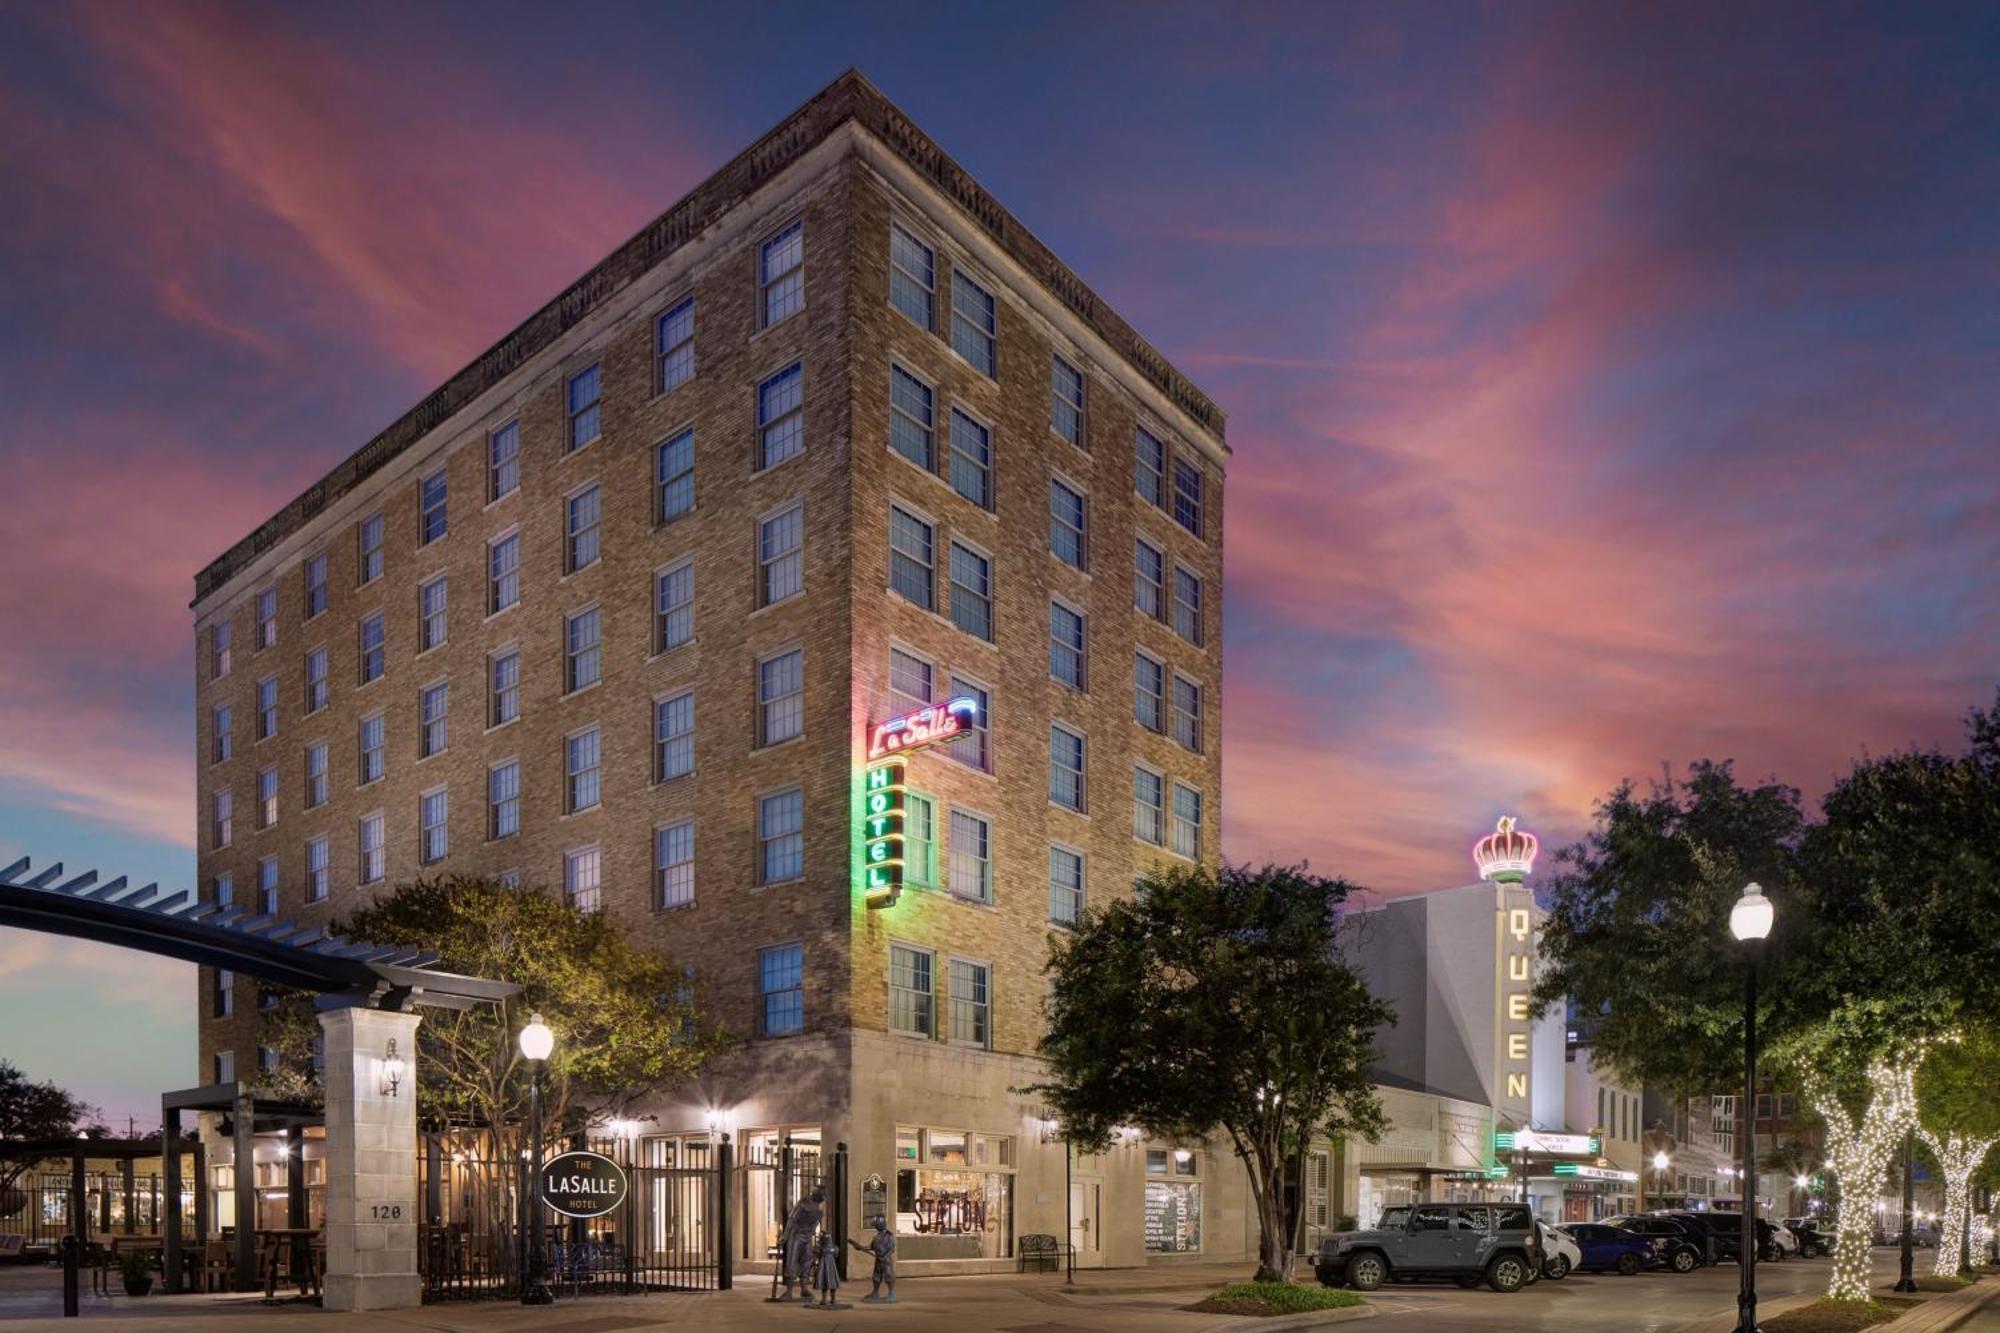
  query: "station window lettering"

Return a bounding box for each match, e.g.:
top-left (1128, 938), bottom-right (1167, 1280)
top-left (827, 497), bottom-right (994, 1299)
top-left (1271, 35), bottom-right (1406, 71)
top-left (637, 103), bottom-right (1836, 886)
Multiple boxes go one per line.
top-left (893, 1126), bottom-right (1014, 1262)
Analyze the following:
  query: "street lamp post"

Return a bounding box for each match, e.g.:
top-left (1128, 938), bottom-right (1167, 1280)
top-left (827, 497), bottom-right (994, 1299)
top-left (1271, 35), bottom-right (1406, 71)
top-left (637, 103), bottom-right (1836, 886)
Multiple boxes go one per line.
top-left (519, 1013), bottom-right (555, 1307)
top-left (1731, 883), bottom-right (1774, 1333)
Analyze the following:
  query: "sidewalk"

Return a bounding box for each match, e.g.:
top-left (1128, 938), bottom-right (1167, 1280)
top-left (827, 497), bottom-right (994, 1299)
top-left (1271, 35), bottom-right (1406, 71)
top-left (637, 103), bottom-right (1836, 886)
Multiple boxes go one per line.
top-left (1879, 1277), bottom-right (2000, 1333)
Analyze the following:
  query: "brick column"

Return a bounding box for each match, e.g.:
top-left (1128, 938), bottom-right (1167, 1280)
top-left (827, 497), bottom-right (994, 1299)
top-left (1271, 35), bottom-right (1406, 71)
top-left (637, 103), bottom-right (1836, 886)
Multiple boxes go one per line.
top-left (318, 1006), bottom-right (422, 1311)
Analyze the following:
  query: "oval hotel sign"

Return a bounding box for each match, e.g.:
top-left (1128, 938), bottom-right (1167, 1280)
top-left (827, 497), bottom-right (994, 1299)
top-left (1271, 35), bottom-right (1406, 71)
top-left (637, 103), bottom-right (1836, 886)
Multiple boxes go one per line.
top-left (539, 1150), bottom-right (628, 1219)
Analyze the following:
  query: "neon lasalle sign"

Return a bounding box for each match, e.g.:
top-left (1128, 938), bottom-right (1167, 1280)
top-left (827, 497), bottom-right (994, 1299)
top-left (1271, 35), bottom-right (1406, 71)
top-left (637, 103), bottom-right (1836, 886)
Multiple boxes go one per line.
top-left (862, 697), bottom-right (981, 910)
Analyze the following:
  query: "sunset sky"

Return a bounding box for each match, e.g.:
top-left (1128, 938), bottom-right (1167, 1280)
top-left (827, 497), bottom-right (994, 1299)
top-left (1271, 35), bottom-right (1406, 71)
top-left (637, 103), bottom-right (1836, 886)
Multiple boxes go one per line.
top-left (1, 2), bottom-right (1995, 1128)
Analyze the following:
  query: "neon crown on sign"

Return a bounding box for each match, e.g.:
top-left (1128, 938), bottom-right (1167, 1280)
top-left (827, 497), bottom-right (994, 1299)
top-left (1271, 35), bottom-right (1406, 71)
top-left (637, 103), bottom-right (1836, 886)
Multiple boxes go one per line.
top-left (1474, 815), bottom-right (1539, 883)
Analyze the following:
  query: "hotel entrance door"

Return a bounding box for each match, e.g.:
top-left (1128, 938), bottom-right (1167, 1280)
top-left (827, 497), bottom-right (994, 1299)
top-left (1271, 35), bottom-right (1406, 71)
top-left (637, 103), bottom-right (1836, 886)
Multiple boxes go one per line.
top-left (1068, 1177), bottom-right (1101, 1268)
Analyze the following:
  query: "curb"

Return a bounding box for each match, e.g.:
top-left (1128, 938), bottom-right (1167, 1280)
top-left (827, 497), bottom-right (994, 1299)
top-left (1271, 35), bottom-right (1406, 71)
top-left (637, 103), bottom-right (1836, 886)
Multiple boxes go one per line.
top-left (1195, 1305), bottom-right (1374, 1332)
top-left (1877, 1276), bottom-right (2000, 1332)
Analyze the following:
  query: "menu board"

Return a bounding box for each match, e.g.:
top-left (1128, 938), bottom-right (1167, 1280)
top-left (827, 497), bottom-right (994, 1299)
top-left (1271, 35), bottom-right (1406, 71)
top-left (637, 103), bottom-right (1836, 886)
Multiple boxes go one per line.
top-left (1144, 1181), bottom-right (1202, 1253)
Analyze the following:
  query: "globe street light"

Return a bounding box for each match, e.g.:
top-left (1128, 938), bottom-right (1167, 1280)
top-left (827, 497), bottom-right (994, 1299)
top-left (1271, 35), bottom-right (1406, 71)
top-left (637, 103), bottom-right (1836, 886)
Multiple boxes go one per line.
top-left (1731, 883), bottom-right (1773, 1333)
top-left (519, 1013), bottom-right (555, 1307)
top-left (1653, 1151), bottom-right (1672, 1206)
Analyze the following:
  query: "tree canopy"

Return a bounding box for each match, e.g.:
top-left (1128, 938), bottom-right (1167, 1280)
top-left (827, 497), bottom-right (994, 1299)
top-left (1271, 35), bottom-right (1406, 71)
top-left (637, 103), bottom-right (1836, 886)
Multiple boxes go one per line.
top-left (0, 1060), bottom-right (98, 1205)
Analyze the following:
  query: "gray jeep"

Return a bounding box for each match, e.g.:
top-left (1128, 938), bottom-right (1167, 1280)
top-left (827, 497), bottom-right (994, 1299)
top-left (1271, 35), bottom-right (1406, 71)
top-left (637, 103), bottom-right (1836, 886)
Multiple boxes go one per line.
top-left (1316, 1202), bottom-right (1544, 1293)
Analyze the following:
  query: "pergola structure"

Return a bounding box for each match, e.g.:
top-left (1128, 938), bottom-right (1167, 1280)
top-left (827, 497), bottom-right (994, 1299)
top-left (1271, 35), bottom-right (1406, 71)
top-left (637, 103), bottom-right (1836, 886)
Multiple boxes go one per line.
top-left (0, 855), bottom-right (518, 1312)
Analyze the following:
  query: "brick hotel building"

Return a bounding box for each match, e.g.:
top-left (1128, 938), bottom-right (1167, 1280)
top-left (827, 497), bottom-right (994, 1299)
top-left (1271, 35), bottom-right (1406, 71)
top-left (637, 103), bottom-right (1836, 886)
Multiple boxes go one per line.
top-left (189, 72), bottom-right (1236, 1270)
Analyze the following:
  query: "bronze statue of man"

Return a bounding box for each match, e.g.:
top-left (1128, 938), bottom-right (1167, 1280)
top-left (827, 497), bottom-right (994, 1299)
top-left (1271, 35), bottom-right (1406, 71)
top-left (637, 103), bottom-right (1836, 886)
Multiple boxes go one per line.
top-left (776, 1187), bottom-right (824, 1301)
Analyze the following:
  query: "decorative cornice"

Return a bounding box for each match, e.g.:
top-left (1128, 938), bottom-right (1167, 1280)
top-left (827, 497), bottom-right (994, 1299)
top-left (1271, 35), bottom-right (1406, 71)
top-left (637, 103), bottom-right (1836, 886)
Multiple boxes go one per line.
top-left (192, 69), bottom-right (1225, 606)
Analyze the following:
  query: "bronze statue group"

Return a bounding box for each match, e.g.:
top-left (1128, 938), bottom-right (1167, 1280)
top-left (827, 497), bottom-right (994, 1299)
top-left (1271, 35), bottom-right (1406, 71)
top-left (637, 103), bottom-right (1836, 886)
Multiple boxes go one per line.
top-left (772, 1187), bottom-right (897, 1309)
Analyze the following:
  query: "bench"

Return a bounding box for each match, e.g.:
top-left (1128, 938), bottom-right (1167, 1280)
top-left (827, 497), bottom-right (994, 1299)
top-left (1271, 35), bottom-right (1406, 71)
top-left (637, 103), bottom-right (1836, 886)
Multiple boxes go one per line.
top-left (1017, 1233), bottom-right (1070, 1273)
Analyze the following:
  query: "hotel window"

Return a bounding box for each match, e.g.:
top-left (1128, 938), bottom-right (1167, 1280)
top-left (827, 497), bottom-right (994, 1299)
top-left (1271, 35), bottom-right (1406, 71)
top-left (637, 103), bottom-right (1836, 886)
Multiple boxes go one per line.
top-left (256, 586), bottom-right (278, 650)
top-left (888, 506), bottom-right (933, 608)
top-left (566, 726), bottom-right (601, 813)
top-left (758, 649), bottom-right (804, 746)
top-left (654, 690), bottom-right (694, 782)
top-left (656, 820), bottom-right (694, 909)
top-left (567, 363), bottom-right (601, 452)
top-left (889, 647), bottom-right (932, 715)
top-left (213, 1049), bottom-right (236, 1085)
top-left (905, 793), bottom-right (936, 886)
top-left (1171, 782), bottom-right (1203, 859)
top-left (257, 765), bottom-right (278, 829)
top-left (489, 419), bottom-right (520, 501)
top-left (889, 222), bottom-right (934, 330)
top-left (1134, 767), bottom-right (1165, 845)
top-left (948, 408), bottom-right (991, 508)
top-left (565, 484), bottom-right (602, 573)
top-left (304, 553), bottom-right (327, 619)
top-left (757, 364), bottom-right (804, 469)
top-left (1050, 479), bottom-right (1087, 569)
top-left (358, 613), bottom-right (385, 684)
top-left (948, 809), bottom-right (990, 903)
top-left (760, 943), bottom-right (804, 1036)
top-left (257, 1046), bottom-right (278, 1075)
top-left (305, 646), bottom-right (328, 714)
top-left (213, 873), bottom-right (233, 907)
top-left (949, 959), bottom-right (990, 1047)
top-left (654, 560), bottom-right (693, 653)
top-left (214, 968), bottom-right (234, 1018)
top-left (758, 504), bottom-right (803, 605)
top-left (1135, 653), bottom-right (1165, 731)
top-left (358, 812), bottom-right (385, 885)
top-left (656, 297), bottom-right (695, 393)
top-left (489, 532), bottom-right (520, 615)
top-left (1171, 675), bottom-right (1203, 753)
top-left (889, 944), bottom-right (934, 1036)
top-left (418, 576), bottom-right (448, 653)
top-left (419, 681), bottom-right (448, 758)
top-left (306, 835), bottom-right (328, 902)
top-left (211, 789), bottom-right (232, 849)
top-left (1051, 354), bottom-right (1085, 447)
top-left (489, 760), bottom-right (519, 840)
top-left (889, 366), bottom-right (934, 469)
top-left (358, 712), bottom-right (385, 784)
top-left (1172, 457), bottom-right (1204, 537)
top-left (256, 675), bottom-right (278, 740)
top-left (565, 606), bottom-right (601, 692)
top-left (212, 705), bottom-right (232, 763)
top-left (564, 845), bottom-right (601, 912)
top-left (1050, 601), bottom-right (1086, 690)
top-left (419, 468), bottom-right (447, 545)
top-left (257, 856), bottom-right (278, 914)
top-left (1135, 427), bottom-right (1166, 507)
top-left (1172, 566), bottom-right (1203, 645)
top-left (1135, 538), bottom-right (1166, 620)
top-left (1050, 846), bottom-right (1085, 926)
top-left (489, 650), bottom-right (519, 727)
top-left (1050, 725), bottom-right (1086, 812)
top-left (949, 542), bottom-right (992, 641)
top-left (760, 219), bottom-right (804, 327)
top-left (419, 788), bottom-right (448, 863)
top-left (759, 788), bottom-right (804, 884)
top-left (357, 512), bottom-right (384, 584)
top-left (210, 616), bottom-right (232, 679)
top-left (304, 742), bottom-right (327, 809)
top-left (946, 676), bottom-right (989, 771)
top-left (950, 270), bottom-right (996, 376)
top-left (656, 428), bottom-right (694, 523)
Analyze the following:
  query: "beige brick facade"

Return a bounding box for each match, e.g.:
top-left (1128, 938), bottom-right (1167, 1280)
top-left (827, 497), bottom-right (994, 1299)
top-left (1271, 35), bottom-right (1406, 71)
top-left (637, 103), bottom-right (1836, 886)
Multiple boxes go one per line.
top-left (191, 72), bottom-right (1233, 1270)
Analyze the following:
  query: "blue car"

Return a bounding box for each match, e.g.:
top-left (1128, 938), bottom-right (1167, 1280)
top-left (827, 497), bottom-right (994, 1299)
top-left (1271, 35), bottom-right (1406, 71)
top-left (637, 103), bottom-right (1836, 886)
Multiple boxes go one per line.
top-left (1560, 1222), bottom-right (1659, 1275)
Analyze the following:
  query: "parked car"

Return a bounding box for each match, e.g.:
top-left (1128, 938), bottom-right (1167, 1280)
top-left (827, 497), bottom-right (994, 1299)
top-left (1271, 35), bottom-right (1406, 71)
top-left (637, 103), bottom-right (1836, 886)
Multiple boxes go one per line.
top-left (1770, 1222), bottom-right (1800, 1257)
top-left (1605, 1214), bottom-right (1707, 1271)
top-left (1561, 1222), bottom-right (1661, 1275)
top-left (1687, 1211), bottom-right (1787, 1262)
top-left (1538, 1221), bottom-right (1582, 1279)
top-left (1783, 1217), bottom-right (1832, 1257)
top-left (1315, 1202), bottom-right (1545, 1293)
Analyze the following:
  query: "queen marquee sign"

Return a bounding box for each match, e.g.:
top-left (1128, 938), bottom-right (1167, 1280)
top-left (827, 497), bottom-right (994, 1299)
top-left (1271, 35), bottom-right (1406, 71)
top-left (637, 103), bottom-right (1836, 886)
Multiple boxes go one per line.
top-left (862, 697), bottom-right (980, 911)
top-left (538, 1150), bottom-right (628, 1220)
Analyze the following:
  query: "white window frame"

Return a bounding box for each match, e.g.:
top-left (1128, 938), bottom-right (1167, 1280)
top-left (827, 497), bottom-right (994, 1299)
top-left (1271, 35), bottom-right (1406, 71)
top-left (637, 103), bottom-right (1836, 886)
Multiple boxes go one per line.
top-left (656, 296), bottom-right (695, 394)
top-left (888, 502), bottom-right (935, 610)
top-left (1171, 781), bottom-right (1203, 860)
top-left (1051, 353), bottom-right (1085, 447)
top-left (357, 511), bottom-right (385, 585)
top-left (756, 363), bottom-right (805, 470)
top-left (418, 468), bottom-right (448, 545)
top-left (1134, 765), bottom-right (1166, 846)
top-left (358, 810), bottom-right (386, 885)
top-left (1135, 650), bottom-right (1166, 732)
top-left (948, 537), bottom-right (993, 642)
top-left (566, 362), bottom-right (602, 454)
top-left (947, 955), bottom-right (992, 1049)
top-left (947, 404), bottom-right (993, 509)
top-left (758, 501), bottom-right (804, 606)
top-left (419, 786), bottom-right (449, 864)
top-left (759, 218), bottom-right (805, 328)
top-left (564, 844), bottom-right (602, 912)
top-left (358, 711), bottom-right (386, 785)
top-left (358, 612), bottom-right (385, 684)
top-left (947, 805), bottom-right (992, 904)
top-left (489, 758), bottom-right (520, 841)
top-left (654, 688), bottom-right (695, 783)
top-left (565, 604), bottom-right (602, 693)
top-left (888, 220), bottom-right (935, 331)
top-left (758, 786), bottom-right (805, 885)
top-left (888, 362), bottom-right (936, 471)
top-left (488, 418), bottom-right (520, 502)
top-left (655, 557), bottom-right (694, 654)
top-left (1049, 723), bottom-right (1087, 813)
top-left (488, 529), bottom-right (521, 616)
top-left (304, 645), bottom-right (329, 714)
top-left (1050, 597), bottom-right (1087, 691)
top-left (655, 818), bottom-right (695, 910)
top-left (656, 426), bottom-right (695, 523)
top-left (304, 741), bottom-right (328, 809)
top-left (758, 647), bottom-right (805, 747)
top-left (488, 647), bottom-right (520, 729)
top-left (1049, 844), bottom-right (1085, 926)
top-left (565, 480), bottom-right (603, 573)
top-left (1171, 673), bottom-right (1204, 753)
top-left (306, 835), bottom-right (329, 902)
top-left (566, 724), bottom-right (602, 814)
top-left (418, 679), bottom-right (449, 759)
top-left (888, 941), bottom-right (936, 1038)
top-left (950, 268), bottom-right (996, 376)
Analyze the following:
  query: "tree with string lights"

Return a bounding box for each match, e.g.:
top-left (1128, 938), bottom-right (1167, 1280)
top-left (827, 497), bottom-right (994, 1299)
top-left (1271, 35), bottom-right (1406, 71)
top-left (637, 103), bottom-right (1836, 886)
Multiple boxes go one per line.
top-left (1913, 1026), bottom-right (2000, 1277)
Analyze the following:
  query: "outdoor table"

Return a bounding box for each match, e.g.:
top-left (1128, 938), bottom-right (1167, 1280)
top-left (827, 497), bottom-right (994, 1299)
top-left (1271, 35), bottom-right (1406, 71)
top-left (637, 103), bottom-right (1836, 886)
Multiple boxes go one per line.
top-left (256, 1228), bottom-right (321, 1301)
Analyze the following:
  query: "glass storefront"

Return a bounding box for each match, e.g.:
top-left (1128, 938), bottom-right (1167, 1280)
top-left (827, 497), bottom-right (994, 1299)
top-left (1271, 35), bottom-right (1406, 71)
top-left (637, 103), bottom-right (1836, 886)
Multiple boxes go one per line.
top-left (894, 1125), bottom-right (1013, 1260)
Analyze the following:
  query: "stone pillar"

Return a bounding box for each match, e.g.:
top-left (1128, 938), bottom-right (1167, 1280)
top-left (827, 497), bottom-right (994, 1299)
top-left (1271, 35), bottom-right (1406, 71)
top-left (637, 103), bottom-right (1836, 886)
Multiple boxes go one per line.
top-left (318, 1006), bottom-right (421, 1312)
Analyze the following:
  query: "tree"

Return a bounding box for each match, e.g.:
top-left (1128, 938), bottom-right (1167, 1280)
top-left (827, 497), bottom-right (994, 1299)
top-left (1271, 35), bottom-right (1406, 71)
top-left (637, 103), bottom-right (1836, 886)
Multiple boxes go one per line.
top-left (1027, 863), bottom-right (1392, 1282)
top-left (0, 1060), bottom-right (99, 1214)
top-left (1915, 1027), bottom-right (2000, 1277)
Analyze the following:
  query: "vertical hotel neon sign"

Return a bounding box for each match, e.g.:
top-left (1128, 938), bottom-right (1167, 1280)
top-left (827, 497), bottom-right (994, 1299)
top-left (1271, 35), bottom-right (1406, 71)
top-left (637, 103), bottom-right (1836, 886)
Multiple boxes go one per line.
top-left (863, 697), bottom-right (979, 910)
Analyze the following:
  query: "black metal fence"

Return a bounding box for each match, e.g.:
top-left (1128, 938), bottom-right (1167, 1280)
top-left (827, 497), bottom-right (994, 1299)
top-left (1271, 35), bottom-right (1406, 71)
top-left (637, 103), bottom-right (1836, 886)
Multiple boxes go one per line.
top-left (3, 1171), bottom-right (180, 1252)
top-left (740, 1136), bottom-right (846, 1283)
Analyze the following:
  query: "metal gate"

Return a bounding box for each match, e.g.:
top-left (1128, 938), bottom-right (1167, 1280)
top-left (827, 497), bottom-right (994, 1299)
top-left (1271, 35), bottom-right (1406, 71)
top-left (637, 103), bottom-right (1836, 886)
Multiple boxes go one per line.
top-left (740, 1135), bottom-right (845, 1281)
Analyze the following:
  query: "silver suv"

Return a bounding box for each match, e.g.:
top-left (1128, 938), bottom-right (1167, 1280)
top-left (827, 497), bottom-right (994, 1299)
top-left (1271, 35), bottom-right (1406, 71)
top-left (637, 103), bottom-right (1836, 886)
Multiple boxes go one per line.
top-left (1316, 1202), bottom-right (1544, 1293)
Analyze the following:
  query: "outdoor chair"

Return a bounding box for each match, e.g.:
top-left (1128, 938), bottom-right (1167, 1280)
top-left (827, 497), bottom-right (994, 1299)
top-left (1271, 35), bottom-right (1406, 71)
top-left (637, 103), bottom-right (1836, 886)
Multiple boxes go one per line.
top-left (1017, 1233), bottom-right (1070, 1273)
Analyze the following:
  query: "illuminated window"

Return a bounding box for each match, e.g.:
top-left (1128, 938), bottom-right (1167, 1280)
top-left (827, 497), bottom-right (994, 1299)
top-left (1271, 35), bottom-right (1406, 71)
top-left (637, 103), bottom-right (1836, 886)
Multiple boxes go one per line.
top-left (656, 297), bottom-right (695, 393)
top-left (489, 532), bottom-right (520, 614)
top-left (656, 819), bottom-right (694, 909)
top-left (949, 959), bottom-right (990, 1047)
top-left (419, 576), bottom-right (448, 652)
top-left (358, 613), bottom-right (385, 684)
top-left (1050, 725), bottom-right (1086, 812)
top-left (1171, 675), bottom-right (1202, 753)
top-left (304, 646), bottom-right (328, 713)
top-left (1050, 601), bottom-right (1086, 689)
top-left (211, 789), bottom-right (232, 849)
top-left (256, 586), bottom-right (278, 650)
top-left (760, 220), bottom-right (804, 327)
top-left (419, 681), bottom-right (448, 758)
top-left (945, 676), bottom-right (989, 771)
top-left (890, 222), bottom-right (934, 330)
top-left (1134, 767), bottom-right (1164, 845)
top-left (306, 835), bottom-right (328, 902)
top-left (566, 484), bottom-right (602, 573)
top-left (1135, 541), bottom-right (1165, 622)
top-left (948, 409), bottom-right (991, 508)
top-left (889, 506), bottom-right (933, 608)
top-left (1171, 782), bottom-right (1202, 859)
top-left (419, 788), bottom-right (448, 863)
top-left (256, 675), bottom-right (278, 740)
top-left (759, 649), bottom-right (804, 746)
top-left (1172, 566), bottom-right (1203, 645)
top-left (256, 765), bottom-right (278, 829)
top-left (655, 560), bottom-right (693, 653)
top-left (654, 690), bottom-right (694, 782)
top-left (212, 704), bottom-right (232, 763)
top-left (358, 712), bottom-right (385, 784)
top-left (951, 270), bottom-right (996, 376)
top-left (564, 845), bottom-right (601, 912)
top-left (419, 469), bottom-right (448, 544)
top-left (949, 809), bottom-right (990, 903)
top-left (1135, 427), bottom-right (1165, 507)
top-left (757, 364), bottom-right (804, 469)
top-left (489, 419), bottom-right (520, 501)
top-left (358, 812), bottom-right (385, 884)
top-left (1172, 457), bottom-right (1203, 537)
top-left (565, 606), bottom-right (601, 692)
top-left (949, 542), bottom-right (991, 640)
top-left (890, 366), bottom-right (934, 469)
top-left (1050, 846), bottom-right (1084, 925)
top-left (303, 553), bottom-right (327, 619)
top-left (304, 743), bottom-right (327, 808)
top-left (1134, 653), bottom-right (1165, 731)
top-left (889, 944), bottom-right (934, 1036)
top-left (357, 512), bottom-right (385, 585)
top-left (211, 616), bottom-right (232, 678)
top-left (1050, 479), bottom-right (1087, 569)
top-left (1051, 355), bottom-right (1085, 447)
top-left (759, 788), bottom-right (804, 883)
top-left (656, 428), bottom-right (695, 523)
top-left (905, 793), bottom-right (936, 886)
top-left (489, 650), bottom-right (519, 727)
top-left (567, 363), bottom-right (601, 453)
top-left (566, 726), bottom-right (601, 813)
top-left (257, 856), bottom-right (278, 915)
top-left (759, 504), bottom-right (803, 605)
top-left (489, 760), bottom-right (519, 840)
top-left (760, 943), bottom-right (804, 1035)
